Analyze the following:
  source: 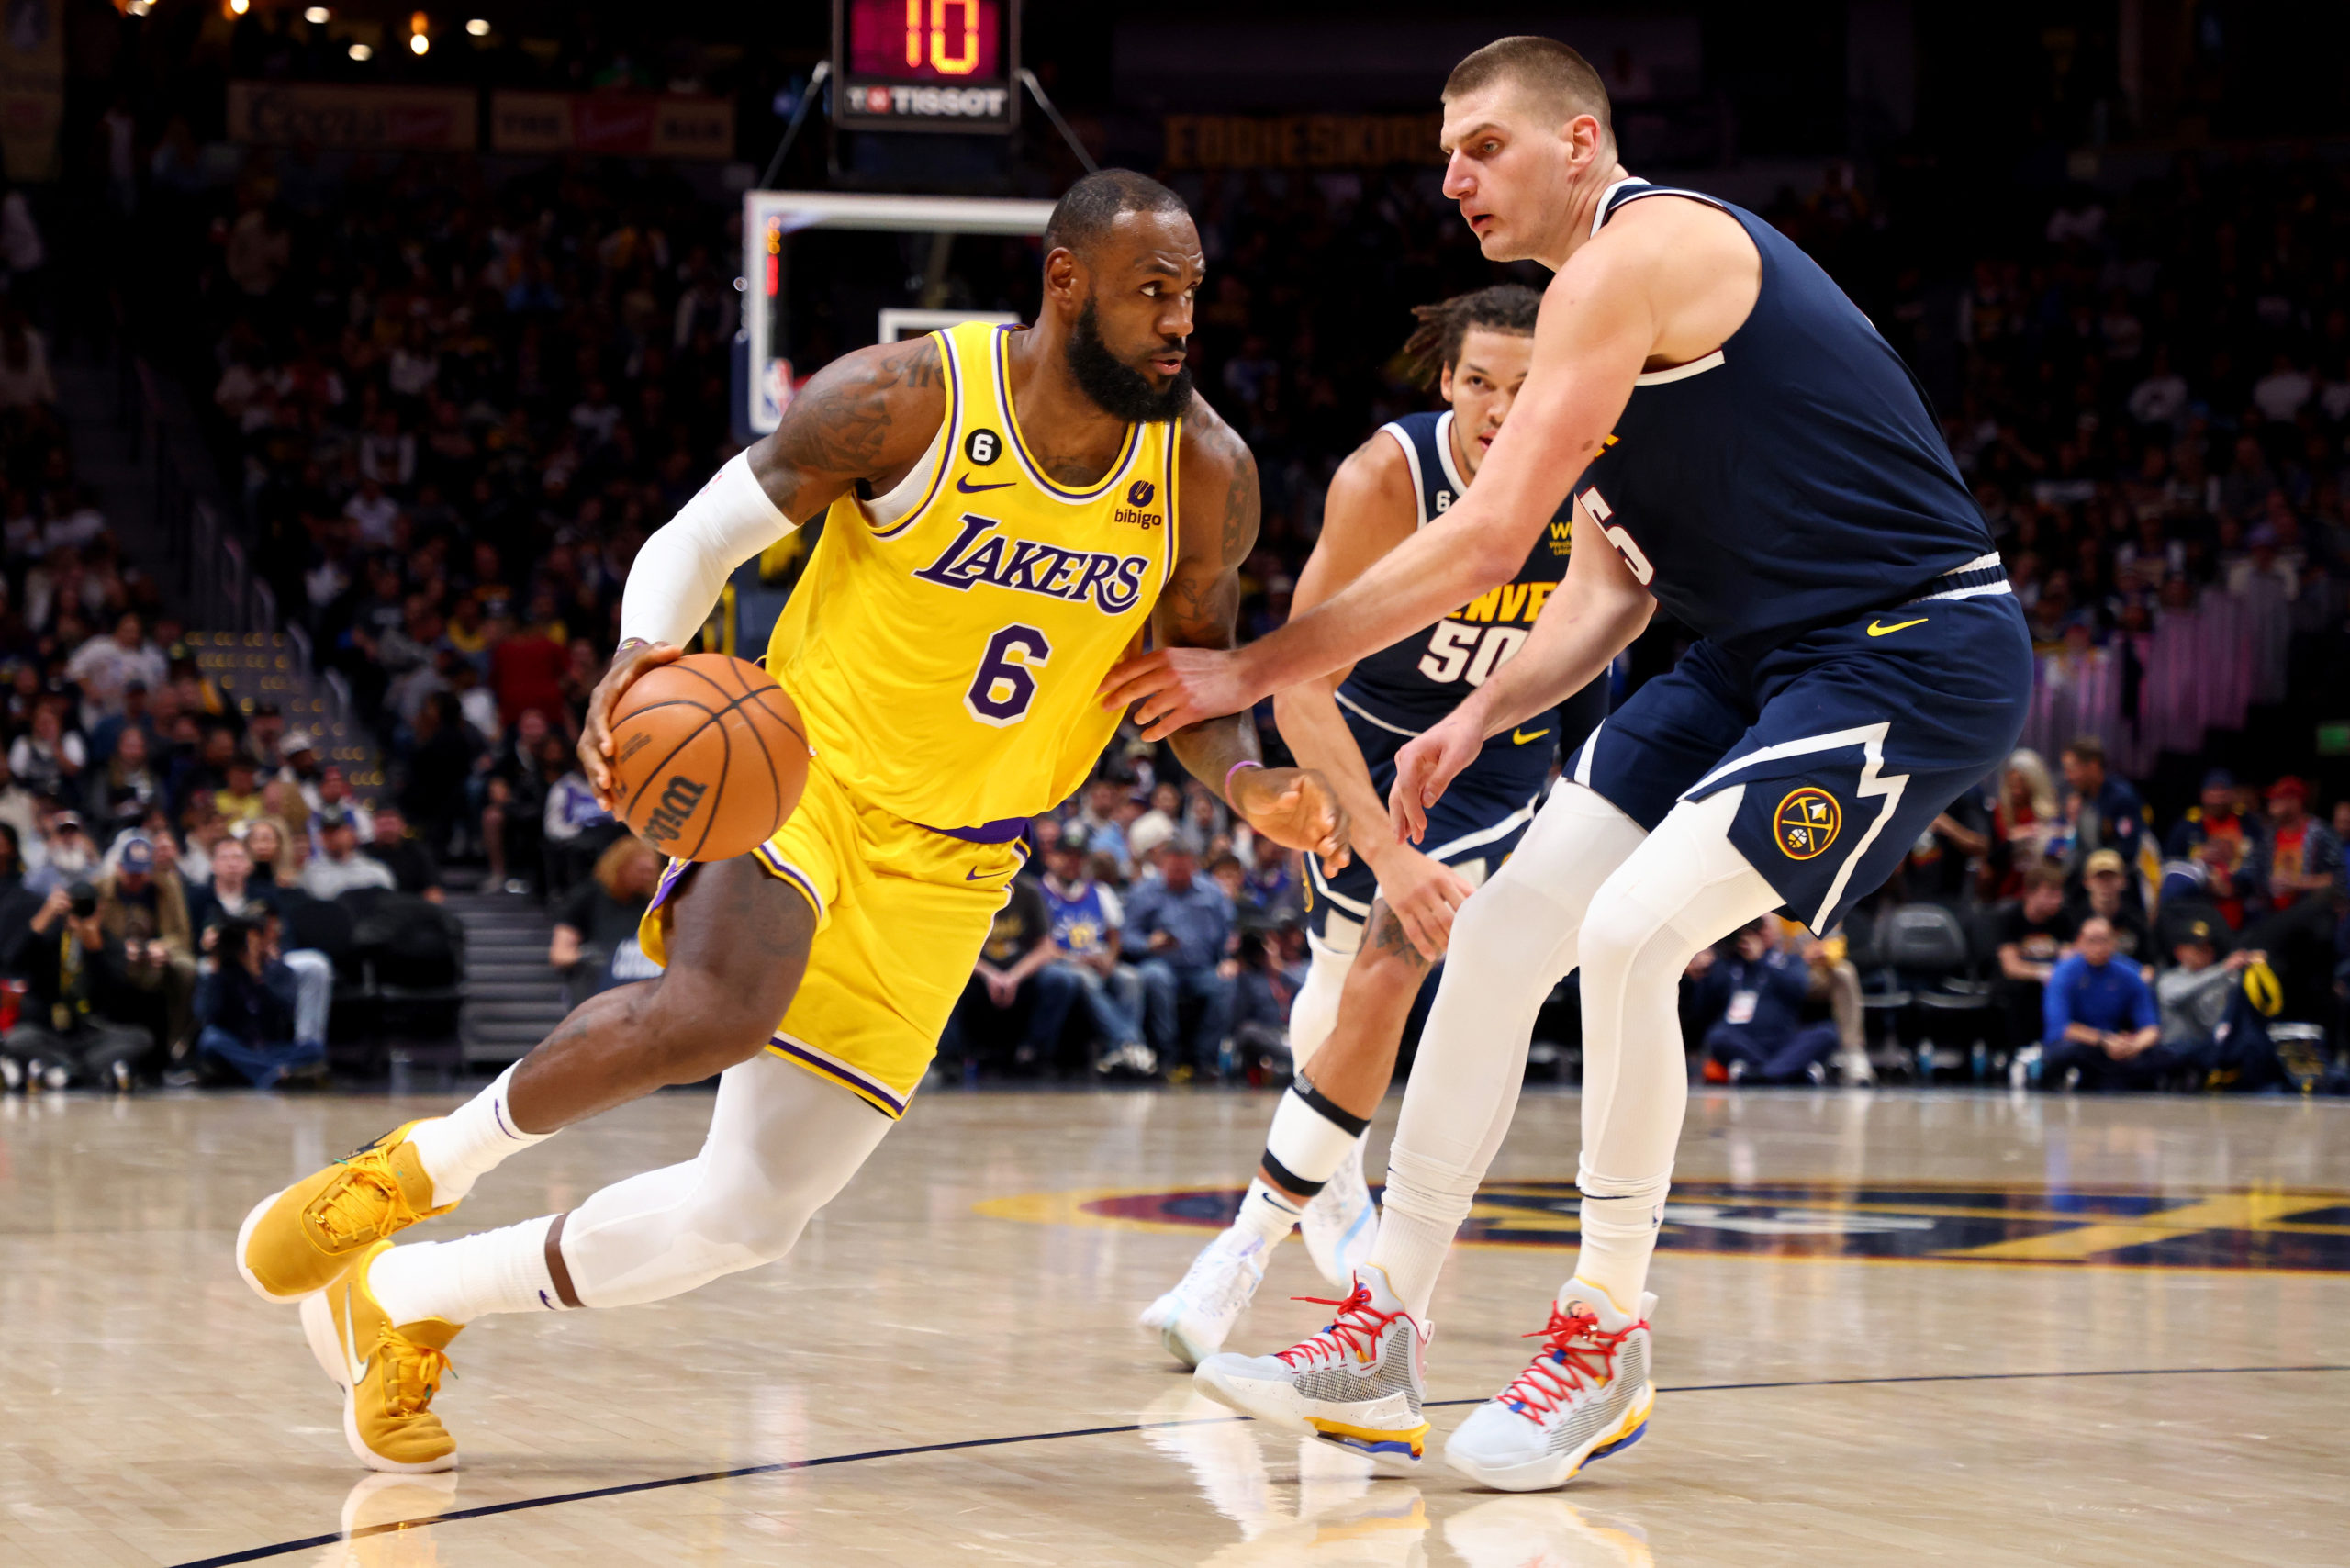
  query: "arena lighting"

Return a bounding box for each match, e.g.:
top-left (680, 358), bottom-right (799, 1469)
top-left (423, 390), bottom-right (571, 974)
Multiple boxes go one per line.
top-left (410, 32), bottom-right (429, 52)
top-left (229, 0), bottom-right (250, 14)
top-left (466, 17), bottom-right (488, 35)
top-left (125, 0), bottom-right (151, 13)
top-left (304, 6), bottom-right (329, 21)
top-left (348, 41), bottom-right (371, 59)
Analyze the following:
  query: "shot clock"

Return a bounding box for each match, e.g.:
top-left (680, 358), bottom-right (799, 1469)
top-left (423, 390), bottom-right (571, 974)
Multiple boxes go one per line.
top-left (832, 0), bottom-right (1022, 133)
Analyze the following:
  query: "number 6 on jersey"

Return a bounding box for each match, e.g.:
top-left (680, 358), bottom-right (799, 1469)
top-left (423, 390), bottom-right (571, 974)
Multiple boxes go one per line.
top-left (966, 623), bottom-right (1052, 725)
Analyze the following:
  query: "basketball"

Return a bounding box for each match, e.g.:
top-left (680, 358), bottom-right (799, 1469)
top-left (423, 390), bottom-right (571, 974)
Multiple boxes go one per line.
top-left (607, 654), bottom-right (811, 862)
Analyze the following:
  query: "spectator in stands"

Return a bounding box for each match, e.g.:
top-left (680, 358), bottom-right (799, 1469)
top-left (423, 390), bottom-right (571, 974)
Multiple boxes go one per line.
top-left (308, 764), bottom-right (370, 847)
top-left (2, 882), bottom-right (155, 1090)
top-left (550, 836), bottom-right (661, 999)
top-left (87, 723), bottom-right (161, 840)
top-left (191, 912), bottom-right (323, 1089)
top-left (0, 306), bottom-right (56, 409)
top-left (946, 872), bottom-right (1078, 1078)
top-left (1226, 927), bottom-right (1301, 1069)
top-left (65, 613), bottom-right (164, 718)
top-left (398, 691), bottom-right (478, 861)
top-left (301, 809), bottom-right (394, 900)
top-left (2162, 768), bottom-right (2261, 927)
top-left (540, 737), bottom-right (614, 899)
top-left (1128, 780), bottom-right (1181, 865)
top-left (9, 702), bottom-right (84, 800)
top-left (187, 835), bottom-right (283, 936)
top-left (1124, 835), bottom-right (1236, 1082)
top-left (2156, 920), bottom-right (2280, 1089)
top-left (1242, 831), bottom-right (1303, 924)
top-left (2058, 736), bottom-right (2145, 882)
top-left (241, 815), bottom-right (302, 890)
top-left (0, 751), bottom-right (38, 854)
top-left (2039, 916), bottom-right (2165, 1090)
top-left (2071, 849), bottom-right (2154, 969)
top-left (1996, 866), bottom-right (2076, 1051)
top-left (213, 752), bottom-right (266, 825)
top-left (1072, 776), bottom-right (1134, 877)
top-left (29, 807), bottom-right (96, 895)
top-left (1039, 832), bottom-right (1148, 1074)
top-left (368, 804), bottom-right (442, 901)
top-left (1686, 918), bottom-right (1843, 1084)
top-left (96, 833), bottom-right (194, 1052)
top-left (2255, 777), bottom-right (2341, 914)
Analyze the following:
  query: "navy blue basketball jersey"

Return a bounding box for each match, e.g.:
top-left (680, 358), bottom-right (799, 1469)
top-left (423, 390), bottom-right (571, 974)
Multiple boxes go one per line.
top-left (1574, 180), bottom-right (1996, 660)
top-left (1334, 410), bottom-right (1576, 800)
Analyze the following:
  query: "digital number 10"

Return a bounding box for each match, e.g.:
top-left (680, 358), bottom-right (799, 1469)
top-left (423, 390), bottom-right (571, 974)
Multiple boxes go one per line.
top-left (904, 0), bottom-right (980, 75)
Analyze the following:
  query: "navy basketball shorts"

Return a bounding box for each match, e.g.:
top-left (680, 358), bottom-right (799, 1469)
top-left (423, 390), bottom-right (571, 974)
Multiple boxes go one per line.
top-left (1569, 587), bottom-right (2032, 934)
top-left (1304, 728), bottom-right (1540, 958)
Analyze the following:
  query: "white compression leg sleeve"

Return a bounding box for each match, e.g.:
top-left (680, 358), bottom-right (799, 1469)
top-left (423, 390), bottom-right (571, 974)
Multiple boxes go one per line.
top-left (556, 1052), bottom-right (893, 1309)
top-left (1371, 783), bottom-right (1650, 1320)
top-left (1568, 785), bottom-right (1782, 1310)
top-left (1285, 929), bottom-right (1354, 1067)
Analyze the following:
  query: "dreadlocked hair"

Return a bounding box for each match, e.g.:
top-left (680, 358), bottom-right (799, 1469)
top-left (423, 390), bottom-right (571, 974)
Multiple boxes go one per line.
top-left (1399, 284), bottom-right (1542, 389)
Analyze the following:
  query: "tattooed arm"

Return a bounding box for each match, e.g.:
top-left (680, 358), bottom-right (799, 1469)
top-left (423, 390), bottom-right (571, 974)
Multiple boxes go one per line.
top-left (1155, 400), bottom-right (1348, 869)
top-left (585, 338), bottom-right (946, 799)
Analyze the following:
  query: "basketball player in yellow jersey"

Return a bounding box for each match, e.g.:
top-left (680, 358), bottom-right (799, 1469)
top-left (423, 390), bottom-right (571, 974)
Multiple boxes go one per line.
top-left (231, 170), bottom-right (1345, 1474)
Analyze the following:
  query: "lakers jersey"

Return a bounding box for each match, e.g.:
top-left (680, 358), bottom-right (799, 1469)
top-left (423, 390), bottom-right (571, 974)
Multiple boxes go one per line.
top-left (766, 321), bottom-right (1178, 831)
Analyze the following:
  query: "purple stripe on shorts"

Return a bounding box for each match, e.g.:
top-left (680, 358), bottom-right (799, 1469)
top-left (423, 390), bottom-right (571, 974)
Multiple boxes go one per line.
top-left (921, 815), bottom-right (1031, 846)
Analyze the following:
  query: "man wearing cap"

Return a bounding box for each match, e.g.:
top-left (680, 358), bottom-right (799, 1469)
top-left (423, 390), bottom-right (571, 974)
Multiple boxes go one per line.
top-left (2039, 915), bottom-right (2165, 1090)
top-left (2253, 777), bottom-right (2340, 914)
top-left (1123, 834), bottom-right (1237, 1082)
top-left (98, 831), bottom-right (196, 1053)
top-left (1, 880), bottom-right (156, 1090)
top-left (301, 809), bottom-right (397, 901)
top-left (277, 729), bottom-right (326, 809)
top-left (2162, 767), bottom-right (2261, 928)
top-left (2070, 848), bottom-right (2154, 969)
top-left (2155, 922), bottom-right (2282, 1088)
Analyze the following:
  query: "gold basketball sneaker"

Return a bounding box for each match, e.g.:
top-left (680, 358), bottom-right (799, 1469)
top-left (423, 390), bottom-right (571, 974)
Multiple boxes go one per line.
top-left (302, 1240), bottom-right (464, 1473)
top-left (238, 1121), bottom-right (454, 1302)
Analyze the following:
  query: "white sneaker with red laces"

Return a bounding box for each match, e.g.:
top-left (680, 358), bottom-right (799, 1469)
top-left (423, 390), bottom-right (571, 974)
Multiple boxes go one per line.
top-left (1192, 1263), bottom-right (1429, 1471)
top-left (1443, 1280), bottom-right (1656, 1492)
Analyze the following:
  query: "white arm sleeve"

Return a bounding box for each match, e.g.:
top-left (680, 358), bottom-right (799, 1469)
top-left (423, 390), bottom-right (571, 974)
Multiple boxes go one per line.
top-left (617, 450), bottom-right (796, 648)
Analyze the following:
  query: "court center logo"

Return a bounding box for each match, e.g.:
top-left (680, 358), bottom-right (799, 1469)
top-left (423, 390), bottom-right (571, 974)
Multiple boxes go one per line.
top-left (1774, 787), bottom-right (1841, 860)
top-left (979, 1179), bottom-right (2350, 1275)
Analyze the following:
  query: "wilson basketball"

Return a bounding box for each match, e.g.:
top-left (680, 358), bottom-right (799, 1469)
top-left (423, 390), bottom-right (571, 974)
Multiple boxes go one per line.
top-left (607, 654), bottom-right (811, 863)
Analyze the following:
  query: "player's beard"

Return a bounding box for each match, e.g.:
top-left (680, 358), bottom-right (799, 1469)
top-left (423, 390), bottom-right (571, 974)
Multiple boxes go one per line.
top-left (1066, 300), bottom-right (1193, 423)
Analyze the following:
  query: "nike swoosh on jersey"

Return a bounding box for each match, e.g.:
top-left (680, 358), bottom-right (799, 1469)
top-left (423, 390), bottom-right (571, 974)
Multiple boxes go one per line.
top-left (1866, 617), bottom-right (1928, 636)
top-left (956, 476), bottom-right (1016, 493)
top-left (1512, 728), bottom-right (1550, 745)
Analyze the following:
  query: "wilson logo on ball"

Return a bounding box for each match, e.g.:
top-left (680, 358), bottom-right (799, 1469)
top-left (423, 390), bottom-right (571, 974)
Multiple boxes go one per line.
top-left (640, 776), bottom-right (710, 846)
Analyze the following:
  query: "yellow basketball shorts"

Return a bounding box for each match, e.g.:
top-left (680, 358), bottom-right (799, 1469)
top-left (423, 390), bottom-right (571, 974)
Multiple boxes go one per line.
top-left (638, 757), bottom-right (1025, 1116)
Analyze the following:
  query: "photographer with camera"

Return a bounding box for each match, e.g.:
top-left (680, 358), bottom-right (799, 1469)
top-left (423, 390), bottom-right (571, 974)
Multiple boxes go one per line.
top-left (0, 880), bottom-right (155, 1092)
top-left (190, 910), bottom-right (323, 1089)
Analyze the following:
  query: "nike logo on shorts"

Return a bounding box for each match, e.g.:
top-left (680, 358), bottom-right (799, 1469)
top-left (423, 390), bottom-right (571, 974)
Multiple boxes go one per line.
top-left (1866, 617), bottom-right (1927, 637)
top-left (1512, 727), bottom-right (1550, 745)
top-left (957, 476), bottom-right (1016, 493)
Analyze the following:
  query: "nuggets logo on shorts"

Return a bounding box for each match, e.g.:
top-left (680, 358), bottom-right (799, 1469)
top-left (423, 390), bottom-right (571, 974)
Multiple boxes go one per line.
top-left (1774, 787), bottom-right (1841, 860)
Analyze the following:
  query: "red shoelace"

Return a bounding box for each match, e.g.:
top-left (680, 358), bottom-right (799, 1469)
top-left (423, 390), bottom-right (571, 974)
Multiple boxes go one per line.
top-left (1499, 1302), bottom-right (1634, 1420)
top-left (1276, 1282), bottom-right (1406, 1370)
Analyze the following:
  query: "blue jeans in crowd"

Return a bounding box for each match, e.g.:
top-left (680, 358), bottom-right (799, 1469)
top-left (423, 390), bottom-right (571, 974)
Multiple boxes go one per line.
top-left (1134, 958), bottom-right (1235, 1078)
top-left (196, 1026), bottom-right (327, 1089)
top-left (1058, 960), bottom-right (1146, 1054)
top-left (1705, 1019), bottom-right (1841, 1084)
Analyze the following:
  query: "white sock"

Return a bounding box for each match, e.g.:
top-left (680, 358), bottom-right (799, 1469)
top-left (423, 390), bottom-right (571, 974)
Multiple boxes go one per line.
top-left (1228, 1178), bottom-right (1304, 1248)
top-left (1260, 1076), bottom-right (1368, 1198)
top-left (1568, 1169), bottom-right (1668, 1310)
top-left (1365, 1200), bottom-right (1453, 1321)
top-left (406, 1066), bottom-right (555, 1205)
top-left (368, 1215), bottom-right (566, 1327)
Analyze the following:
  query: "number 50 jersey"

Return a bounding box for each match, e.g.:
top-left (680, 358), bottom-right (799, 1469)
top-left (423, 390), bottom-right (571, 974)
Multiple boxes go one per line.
top-left (765, 321), bottom-right (1176, 834)
top-left (1333, 409), bottom-right (1594, 805)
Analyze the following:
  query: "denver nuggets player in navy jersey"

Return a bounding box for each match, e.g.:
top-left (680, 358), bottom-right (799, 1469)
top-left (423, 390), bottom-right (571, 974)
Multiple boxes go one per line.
top-left (1106, 37), bottom-right (2031, 1487)
top-left (1140, 287), bottom-right (1606, 1368)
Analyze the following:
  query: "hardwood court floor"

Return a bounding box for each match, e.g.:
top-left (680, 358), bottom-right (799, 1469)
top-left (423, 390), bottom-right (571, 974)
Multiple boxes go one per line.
top-left (5, 1083), bottom-right (2347, 1567)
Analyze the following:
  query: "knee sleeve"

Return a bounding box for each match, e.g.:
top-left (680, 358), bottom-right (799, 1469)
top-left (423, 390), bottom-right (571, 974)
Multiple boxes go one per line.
top-left (1576, 787), bottom-right (1783, 1183)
